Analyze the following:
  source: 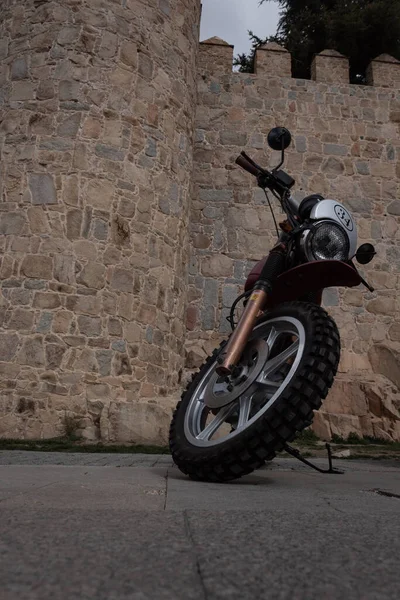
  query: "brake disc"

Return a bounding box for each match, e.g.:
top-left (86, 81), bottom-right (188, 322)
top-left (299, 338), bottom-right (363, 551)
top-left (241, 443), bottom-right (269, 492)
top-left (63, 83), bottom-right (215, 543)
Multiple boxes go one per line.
top-left (203, 339), bottom-right (270, 409)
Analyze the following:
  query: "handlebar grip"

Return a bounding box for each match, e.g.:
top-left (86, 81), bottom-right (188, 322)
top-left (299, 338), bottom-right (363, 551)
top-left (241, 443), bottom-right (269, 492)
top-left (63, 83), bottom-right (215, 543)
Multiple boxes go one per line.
top-left (235, 155), bottom-right (260, 177)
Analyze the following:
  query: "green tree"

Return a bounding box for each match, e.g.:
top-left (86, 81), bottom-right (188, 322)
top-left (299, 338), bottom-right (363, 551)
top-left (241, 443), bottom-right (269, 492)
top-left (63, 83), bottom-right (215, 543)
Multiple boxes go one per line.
top-left (235, 0), bottom-right (400, 83)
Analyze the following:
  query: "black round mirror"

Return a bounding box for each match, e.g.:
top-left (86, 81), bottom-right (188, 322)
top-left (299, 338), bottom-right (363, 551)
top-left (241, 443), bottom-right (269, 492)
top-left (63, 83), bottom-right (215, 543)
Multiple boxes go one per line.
top-left (355, 243), bottom-right (376, 265)
top-left (267, 127), bottom-right (292, 151)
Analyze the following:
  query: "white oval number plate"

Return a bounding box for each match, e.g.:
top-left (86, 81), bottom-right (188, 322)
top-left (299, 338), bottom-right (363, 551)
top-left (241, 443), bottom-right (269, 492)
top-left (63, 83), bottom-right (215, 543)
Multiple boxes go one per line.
top-left (334, 204), bottom-right (354, 231)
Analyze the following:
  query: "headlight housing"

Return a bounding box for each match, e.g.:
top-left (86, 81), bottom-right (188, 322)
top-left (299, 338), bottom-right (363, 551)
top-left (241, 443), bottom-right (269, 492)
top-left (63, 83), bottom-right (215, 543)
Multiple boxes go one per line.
top-left (302, 220), bottom-right (350, 262)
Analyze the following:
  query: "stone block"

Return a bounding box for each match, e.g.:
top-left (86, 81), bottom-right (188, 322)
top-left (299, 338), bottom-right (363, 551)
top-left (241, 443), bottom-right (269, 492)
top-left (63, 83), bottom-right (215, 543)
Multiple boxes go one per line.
top-left (11, 57), bottom-right (28, 80)
top-left (77, 262), bottom-right (106, 290)
top-left (17, 336), bottom-right (45, 367)
top-left (113, 352), bottom-right (132, 376)
top-left (369, 344), bottom-right (400, 389)
top-left (27, 207), bottom-right (49, 234)
top-left (201, 304), bottom-right (215, 330)
top-left (58, 113), bottom-right (81, 137)
top-left (66, 209), bottom-right (82, 240)
top-left (57, 26), bottom-right (79, 46)
top-left (10, 81), bottom-right (34, 101)
top-left (29, 173), bottom-right (57, 205)
top-left (324, 143), bottom-right (347, 156)
top-left (21, 255), bottom-right (53, 279)
top-left (59, 80), bottom-right (80, 101)
top-left (82, 116), bottom-right (102, 139)
top-left (77, 315), bottom-right (102, 337)
top-left (110, 268), bottom-right (133, 292)
top-left (387, 200), bottom-right (400, 216)
top-left (124, 322), bottom-right (141, 343)
top-left (389, 323), bottom-right (400, 342)
top-left (323, 378), bottom-right (368, 417)
top-left (201, 254), bottom-right (233, 277)
top-left (99, 31), bottom-right (118, 59)
top-left (138, 53), bottom-right (153, 79)
top-left (343, 289), bottom-right (363, 307)
top-left (54, 255), bottom-right (75, 285)
top-left (108, 317), bottom-right (122, 336)
top-left (0, 212), bottom-right (26, 235)
top-left (36, 312), bottom-right (53, 333)
top-left (199, 189), bottom-right (233, 203)
top-left (220, 131), bottom-right (247, 146)
top-left (33, 292), bottom-right (61, 309)
top-left (46, 344), bottom-right (66, 369)
top-left (120, 40), bottom-right (137, 69)
top-left (106, 398), bottom-right (176, 445)
top-left (93, 219), bottom-right (108, 241)
top-left (52, 311), bottom-right (73, 334)
top-left (328, 413), bottom-right (362, 440)
top-left (66, 295), bottom-right (101, 316)
top-left (95, 144), bottom-right (125, 162)
top-left (86, 179), bottom-right (114, 210)
top-left (222, 284), bottom-right (239, 308)
top-left (367, 297), bottom-right (396, 315)
top-left (322, 157), bottom-right (345, 175)
top-left (37, 80), bottom-right (55, 100)
top-left (311, 411), bottom-right (332, 441)
top-left (0, 333), bottom-right (19, 362)
top-left (96, 349), bottom-right (112, 376)
top-left (0, 38), bottom-right (8, 60)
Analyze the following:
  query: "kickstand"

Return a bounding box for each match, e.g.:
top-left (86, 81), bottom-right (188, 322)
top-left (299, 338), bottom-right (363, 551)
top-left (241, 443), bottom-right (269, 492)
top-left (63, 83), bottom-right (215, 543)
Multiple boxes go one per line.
top-left (282, 442), bottom-right (344, 475)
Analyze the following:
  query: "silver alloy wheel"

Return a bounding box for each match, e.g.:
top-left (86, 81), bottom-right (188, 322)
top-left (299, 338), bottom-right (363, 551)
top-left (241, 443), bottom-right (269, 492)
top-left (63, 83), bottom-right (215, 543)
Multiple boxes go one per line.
top-left (184, 316), bottom-right (306, 447)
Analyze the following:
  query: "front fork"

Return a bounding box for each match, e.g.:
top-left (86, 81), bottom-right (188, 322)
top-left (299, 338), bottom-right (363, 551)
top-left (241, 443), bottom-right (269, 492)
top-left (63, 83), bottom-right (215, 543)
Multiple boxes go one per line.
top-left (216, 244), bottom-right (287, 376)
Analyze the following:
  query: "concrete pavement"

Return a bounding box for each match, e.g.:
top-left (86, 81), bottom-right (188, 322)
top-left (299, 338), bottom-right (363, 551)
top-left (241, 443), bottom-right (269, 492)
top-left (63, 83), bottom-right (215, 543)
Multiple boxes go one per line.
top-left (1, 451), bottom-right (400, 599)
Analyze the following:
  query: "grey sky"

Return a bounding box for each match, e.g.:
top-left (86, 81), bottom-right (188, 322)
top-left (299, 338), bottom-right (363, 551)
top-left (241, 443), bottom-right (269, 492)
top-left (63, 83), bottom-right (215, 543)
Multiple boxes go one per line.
top-left (200, 0), bottom-right (280, 57)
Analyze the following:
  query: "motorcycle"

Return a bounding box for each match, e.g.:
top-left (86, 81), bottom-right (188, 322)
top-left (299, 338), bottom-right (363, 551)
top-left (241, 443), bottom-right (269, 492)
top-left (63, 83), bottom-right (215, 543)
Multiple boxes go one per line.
top-left (169, 127), bottom-right (376, 483)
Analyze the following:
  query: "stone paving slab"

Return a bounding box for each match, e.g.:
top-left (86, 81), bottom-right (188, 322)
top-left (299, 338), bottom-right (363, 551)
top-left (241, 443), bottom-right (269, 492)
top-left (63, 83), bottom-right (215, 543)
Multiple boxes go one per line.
top-left (0, 465), bottom-right (167, 510)
top-left (1, 452), bottom-right (400, 600)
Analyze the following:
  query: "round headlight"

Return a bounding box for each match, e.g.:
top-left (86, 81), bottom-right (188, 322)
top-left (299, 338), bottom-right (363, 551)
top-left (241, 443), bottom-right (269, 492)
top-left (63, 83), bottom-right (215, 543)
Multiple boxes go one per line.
top-left (306, 221), bottom-right (350, 261)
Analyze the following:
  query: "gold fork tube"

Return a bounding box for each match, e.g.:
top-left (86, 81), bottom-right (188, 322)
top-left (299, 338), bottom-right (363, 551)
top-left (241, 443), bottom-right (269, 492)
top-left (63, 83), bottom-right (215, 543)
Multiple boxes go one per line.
top-left (216, 289), bottom-right (268, 376)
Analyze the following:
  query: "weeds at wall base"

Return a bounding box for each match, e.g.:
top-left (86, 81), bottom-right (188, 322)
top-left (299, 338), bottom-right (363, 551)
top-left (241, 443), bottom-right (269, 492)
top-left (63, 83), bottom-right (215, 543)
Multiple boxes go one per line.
top-left (0, 438), bottom-right (170, 454)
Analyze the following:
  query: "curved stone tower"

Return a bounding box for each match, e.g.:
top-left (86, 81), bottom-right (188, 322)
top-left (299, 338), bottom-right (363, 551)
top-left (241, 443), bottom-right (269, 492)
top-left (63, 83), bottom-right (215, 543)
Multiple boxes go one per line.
top-left (0, 0), bottom-right (201, 441)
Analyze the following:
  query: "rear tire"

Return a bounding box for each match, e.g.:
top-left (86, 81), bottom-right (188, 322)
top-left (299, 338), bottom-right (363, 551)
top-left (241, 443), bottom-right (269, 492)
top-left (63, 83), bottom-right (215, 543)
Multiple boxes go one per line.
top-left (169, 302), bottom-right (340, 483)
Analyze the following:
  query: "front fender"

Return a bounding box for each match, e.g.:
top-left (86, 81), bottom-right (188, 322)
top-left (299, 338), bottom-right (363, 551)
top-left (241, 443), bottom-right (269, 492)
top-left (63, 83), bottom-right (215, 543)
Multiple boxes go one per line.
top-left (265, 260), bottom-right (362, 309)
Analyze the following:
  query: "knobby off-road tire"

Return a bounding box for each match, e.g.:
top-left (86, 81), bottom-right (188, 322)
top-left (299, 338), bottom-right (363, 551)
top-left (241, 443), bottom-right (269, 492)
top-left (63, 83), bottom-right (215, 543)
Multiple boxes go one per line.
top-left (169, 302), bottom-right (340, 483)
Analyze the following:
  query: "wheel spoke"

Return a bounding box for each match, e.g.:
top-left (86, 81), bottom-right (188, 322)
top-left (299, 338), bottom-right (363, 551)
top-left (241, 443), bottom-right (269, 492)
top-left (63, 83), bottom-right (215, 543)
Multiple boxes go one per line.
top-left (192, 400), bottom-right (205, 432)
top-left (196, 403), bottom-right (236, 441)
top-left (257, 340), bottom-right (299, 383)
top-left (256, 379), bottom-right (281, 393)
top-left (237, 395), bottom-right (252, 429)
top-left (264, 326), bottom-right (279, 349)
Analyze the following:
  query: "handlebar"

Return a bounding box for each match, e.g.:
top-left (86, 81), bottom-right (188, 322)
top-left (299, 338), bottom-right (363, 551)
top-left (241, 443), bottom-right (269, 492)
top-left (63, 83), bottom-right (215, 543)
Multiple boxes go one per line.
top-left (235, 155), bottom-right (261, 177)
top-left (235, 150), bottom-right (293, 197)
top-left (235, 151), bottom-right (278, 192)
top-left (235, 150), bottom-right (298, 223)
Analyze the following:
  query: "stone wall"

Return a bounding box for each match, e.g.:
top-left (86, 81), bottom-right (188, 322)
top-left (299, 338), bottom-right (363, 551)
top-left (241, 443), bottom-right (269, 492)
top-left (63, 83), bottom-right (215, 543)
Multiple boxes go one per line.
top-left (0, 0), bottom-right (201, 441)
top-left (187, 41), bottom-right (400, 441)
top-left (1, 7), bottom-right (399, 444)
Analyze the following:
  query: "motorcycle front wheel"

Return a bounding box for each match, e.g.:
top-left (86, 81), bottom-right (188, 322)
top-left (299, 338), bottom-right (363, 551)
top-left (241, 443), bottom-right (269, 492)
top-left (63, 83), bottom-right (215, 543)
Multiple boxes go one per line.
top-left (169, 302), bottom-right (340, 483)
